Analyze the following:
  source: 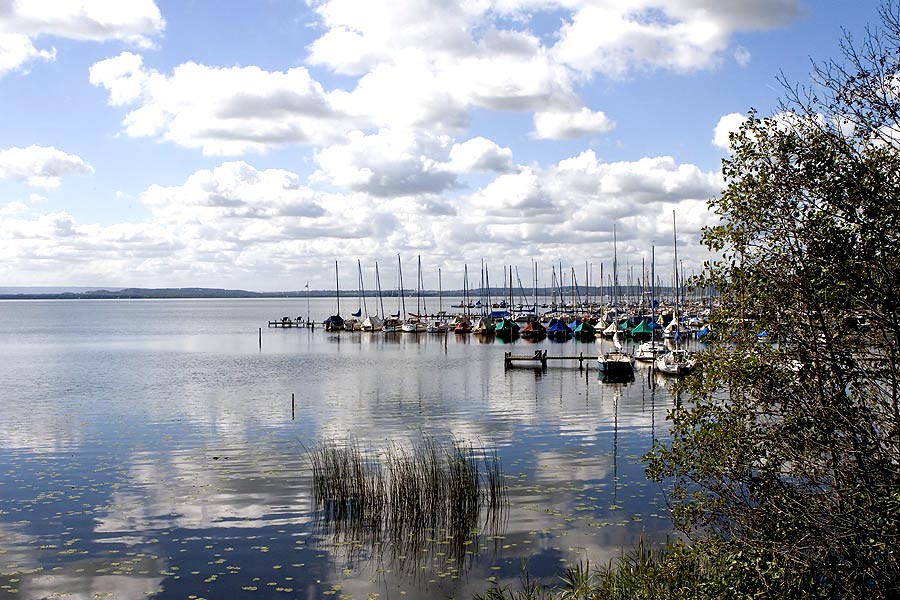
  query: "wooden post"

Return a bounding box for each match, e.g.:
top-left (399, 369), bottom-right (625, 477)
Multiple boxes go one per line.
top-left (258, 327), bottom-right (262, 349)
top-left (292, 393), bottom-right (295, 420)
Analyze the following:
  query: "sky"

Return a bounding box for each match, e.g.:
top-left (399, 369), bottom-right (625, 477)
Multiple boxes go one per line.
top-left (0, 0), bottom-right (882, 291)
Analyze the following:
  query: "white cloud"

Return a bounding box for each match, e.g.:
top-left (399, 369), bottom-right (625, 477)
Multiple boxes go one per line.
top-left (0, 0), bottom-right (163, 78)
top-left (734, 45), bottom-right (751, 66)
top-left (312, 130), bottom-right (516, 197)
top-left (90, 54), bottom-right (346, 155)
top-left (312, 129), bottom-right (458, 196)
top-left (87, 2), bottom-right (802, 156)
top-left (0, 145), bottom-right (94, 188)
top-left (712, 112), bottom-right (748, 149)
top-left (0, 150), bottom-right (724, 288)
top-left (533, 107), bottom-right (615, 140)
top-left (546, 1), bottom-right (798, 77)
top-left (142, 161), bottom-right (326, 221)
top-left (0, 201), bottom-right (28, 215)
top-left (0, 33), bottom-right (55, 77)
top-left (552, 5), bottom-right (730, 77)
top-left (446, 137), bottom-right (515, 173)
top-left (0, 0), bottom-right (164, 44)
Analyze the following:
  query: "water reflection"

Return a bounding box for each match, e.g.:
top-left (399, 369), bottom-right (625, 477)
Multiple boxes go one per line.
top-left (0, 299), bottom-right (685, 599)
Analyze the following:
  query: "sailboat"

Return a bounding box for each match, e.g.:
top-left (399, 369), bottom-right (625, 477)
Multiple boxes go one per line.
top-left (453, 264), bottom-right (473, 333)
top-left (519, 318), bottom-right (546, 340)
top-left (494, 316), bottom-right (520, 339)
top-left (546, 317), bottom-right (573, 341)
top-left (361, 261), bottom-right (384, 332)
top-left (598, 332), bottom-right (635, 383)
top-left (323, 260), bottom-right (345, 331)
top-left (426, 267), bottom-right (449, 333)
top-left (343, 258), bottom-right (368, 331)
top-left (382, 255), bottom-right (404, 333)
top-left (401, 255), bottom-right (427, 333)
top-left (656, 212), bottom-right (696, 375)
top-left (635, 244), bottom-right (666, 361)
top-left (572, 318), bottom-right (596, 341)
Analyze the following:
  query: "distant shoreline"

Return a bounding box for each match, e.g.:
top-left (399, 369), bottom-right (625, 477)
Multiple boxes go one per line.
top-left (0, 286), bottom-right (647, 301)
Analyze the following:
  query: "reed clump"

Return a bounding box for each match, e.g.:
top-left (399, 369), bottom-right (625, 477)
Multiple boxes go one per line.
top-left (308, 435), bottom-right (507, 526)
top-left (307, 435), bottom-right (508, 575)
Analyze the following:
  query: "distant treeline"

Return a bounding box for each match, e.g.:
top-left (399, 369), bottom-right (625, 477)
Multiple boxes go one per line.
top-left (0, 286), bottom-right (697, 301)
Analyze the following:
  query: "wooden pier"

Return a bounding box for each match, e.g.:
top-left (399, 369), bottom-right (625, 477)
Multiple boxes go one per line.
top-left (268, 317), bottom-right (316, 329)
top-left (504, 350), bottom-right (594, 369)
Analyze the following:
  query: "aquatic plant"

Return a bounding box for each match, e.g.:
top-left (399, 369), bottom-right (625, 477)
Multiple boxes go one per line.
top-left (474, 537), bottom-right (724, 600)
top-left (306, 435), bottom-right (508, 577)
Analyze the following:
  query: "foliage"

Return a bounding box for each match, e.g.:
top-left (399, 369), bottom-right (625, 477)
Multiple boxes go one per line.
top-left (646, 2), bottom-right (900, 597)
top-left (474, 538), bottom-right (736, 600)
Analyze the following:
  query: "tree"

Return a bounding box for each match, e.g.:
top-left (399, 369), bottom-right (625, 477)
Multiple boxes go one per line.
top-left (647, 3), bottom-right (900, 597)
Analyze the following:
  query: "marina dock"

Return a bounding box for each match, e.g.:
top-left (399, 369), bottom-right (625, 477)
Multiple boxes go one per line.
top-left (268, 317), bottom-right (316, 329)
top-left (504, 350), bottom-right (593, 369)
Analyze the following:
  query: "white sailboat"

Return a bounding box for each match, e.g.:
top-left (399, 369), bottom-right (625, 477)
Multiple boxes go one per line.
top-left (402, 255), bottom-right (427, 333)
top-left (656, 212), bottom-right (696, 376)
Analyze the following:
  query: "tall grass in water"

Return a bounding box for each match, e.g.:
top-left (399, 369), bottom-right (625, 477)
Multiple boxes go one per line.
top-left (307, 435), bottom-right (508, 576)
top-left (475, 537), bottom-right (711, 599)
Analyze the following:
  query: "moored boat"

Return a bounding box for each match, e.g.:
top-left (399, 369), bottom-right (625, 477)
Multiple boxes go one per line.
top-left (598, 334), bottom-right (635, 382)
top-left (495, 317), bottom-right (520, 339)
top-left (519, 319), bottom-right (546, 340)
top-left (655, 349), bottom-right (696, 375)
top-left (426, 319), bottom-right (448, 333)
top-left (573, 318), bottom-right (596, 341)
top-left (546, 318), bottom-right (573, 341)
top-left (634, 340), bottom-right (666, 362)
top-left (598, 351), bottom-right (635, 383)
top-left (473, 316), bottom-right (495, 335)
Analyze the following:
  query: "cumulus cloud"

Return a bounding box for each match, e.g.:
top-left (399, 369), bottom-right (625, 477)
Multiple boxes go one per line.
top-left (312, 129), bottom-right (458, 196)
top-left (90, 53), bottom-right (348, 155)
top-left (312, 130), bottom-right (516, 197)
top-left (0, 0), bottom-right (163, 78)
top-left (142, 161), bottom-right (326, 221)
top-left (0, 33), bottom-right (55, 77)
top-left (1, 150), bottom-right (723, 288)
top-left (0, 145), bottom-right (94, 188)
top-left (551, 1), bottom-right (799, 77)
top-left (0, 201), bottom-right (28, 216)
top-left (87, 2), bottom-right (802, 156)
top-left (446, 137), bottom-right (515, 173)
top-left (533, 107), bottom-right (615, 140)
top-left (712, 112), bottom-right (748, 149)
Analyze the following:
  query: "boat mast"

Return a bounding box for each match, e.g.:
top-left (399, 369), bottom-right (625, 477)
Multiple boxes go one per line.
top-left (485, 263), bottom-right (492, 313)
top-left (673, 210), bottom-right (678, 310)
top-left (376, 261), bottom-right (384, 319)
top-left (508, 265), bottom-right (513, 311)
top-left (335, 260), bottom-right (341, 316)
top-left (613, 224), bottom-right (618, 312)
top-left (672, 211), bottom-right (679, 342)
top-left (358, 258), bottom-right (368, 317)
top-left (463, 263), bottom-right (469, 318)
top-left (416, 255), bottom-right (424, 318)
top-left (651, 244), bottom-right (656, 344)
top-left (398, 254), bottom-right (406, 318)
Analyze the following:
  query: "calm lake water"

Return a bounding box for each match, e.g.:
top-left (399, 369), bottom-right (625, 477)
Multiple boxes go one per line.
top-left (0, 298), bottom-right (685, 599)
